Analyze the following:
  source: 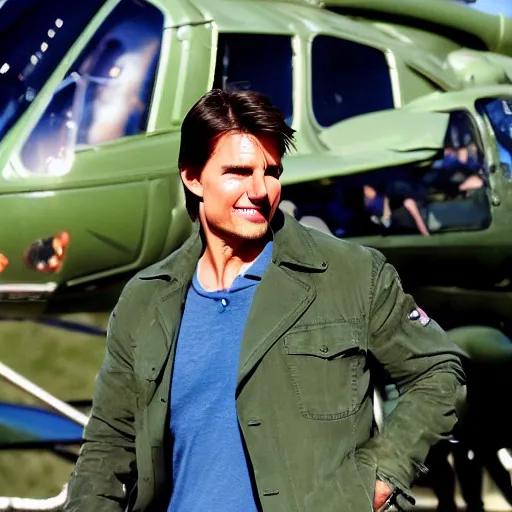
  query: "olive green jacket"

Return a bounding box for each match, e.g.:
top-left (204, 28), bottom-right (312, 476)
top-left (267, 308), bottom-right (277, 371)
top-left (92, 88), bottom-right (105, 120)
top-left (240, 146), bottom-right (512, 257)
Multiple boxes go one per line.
top-left (65, 212), bottom-right (466, 512)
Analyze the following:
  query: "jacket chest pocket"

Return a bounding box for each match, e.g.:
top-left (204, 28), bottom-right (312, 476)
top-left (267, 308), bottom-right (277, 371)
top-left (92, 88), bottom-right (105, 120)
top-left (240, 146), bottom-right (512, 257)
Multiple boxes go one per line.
top-left (283, 322), bottom-right (365, 420)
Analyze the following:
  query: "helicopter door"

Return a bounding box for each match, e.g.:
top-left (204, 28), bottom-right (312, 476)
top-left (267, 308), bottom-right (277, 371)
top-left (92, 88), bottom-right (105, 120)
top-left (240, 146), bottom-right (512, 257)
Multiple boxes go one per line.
top-left (11, 0), bottom-right (166, 280)
top-left (282, 108), bottom-right (491, 239)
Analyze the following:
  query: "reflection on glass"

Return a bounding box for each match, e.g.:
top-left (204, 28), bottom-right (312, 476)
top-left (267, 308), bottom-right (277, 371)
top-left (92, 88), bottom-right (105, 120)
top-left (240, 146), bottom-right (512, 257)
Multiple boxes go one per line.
top-left (281, 111), bottom-right (491, 237)
top-left (0, 0), bottom-right (107, 140)
top-left (25, 232), bottom-right (69, 272)
top-left (213, 33), bottom-right (293, 126)
top-left (311, 36), bottom-right (394, 128)
top-left (19, 0), bottom-right (164, 174)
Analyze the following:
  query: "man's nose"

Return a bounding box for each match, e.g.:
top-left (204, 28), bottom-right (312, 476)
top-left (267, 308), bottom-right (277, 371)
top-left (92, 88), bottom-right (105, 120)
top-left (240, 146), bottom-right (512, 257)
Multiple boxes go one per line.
top-left (248, 172), bottom-right (268, 202)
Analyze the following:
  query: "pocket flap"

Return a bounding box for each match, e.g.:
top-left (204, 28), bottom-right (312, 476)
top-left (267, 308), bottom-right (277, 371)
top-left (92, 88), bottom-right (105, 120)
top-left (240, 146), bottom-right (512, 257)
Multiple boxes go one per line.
top-left (134, 319), bottom-right (170, 382)
top-left (285, 322), bottom-right (362, 358)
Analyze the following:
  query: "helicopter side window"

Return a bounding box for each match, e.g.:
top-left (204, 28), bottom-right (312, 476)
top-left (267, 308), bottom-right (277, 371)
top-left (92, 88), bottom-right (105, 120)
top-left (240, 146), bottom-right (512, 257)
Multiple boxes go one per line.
top-left (20, 0), bottom-right (164, 175)
top-left (0, 0), bottom-right (107, 140)
top-left (311, 35), bottom-right (394, 128)
top-left (213, 33), bottom-right (293, 126)
top-left (281, 112), bottom-right (491, 238)
top-left (477, 98), bottom-right (512, 180)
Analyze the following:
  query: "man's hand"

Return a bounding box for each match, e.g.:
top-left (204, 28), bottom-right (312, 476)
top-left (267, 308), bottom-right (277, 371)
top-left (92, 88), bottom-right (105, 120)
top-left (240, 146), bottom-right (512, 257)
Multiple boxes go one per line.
top-left (373, 480), bottom-right (393, 511)
top-left (458, 174), bottom-right (483, 192)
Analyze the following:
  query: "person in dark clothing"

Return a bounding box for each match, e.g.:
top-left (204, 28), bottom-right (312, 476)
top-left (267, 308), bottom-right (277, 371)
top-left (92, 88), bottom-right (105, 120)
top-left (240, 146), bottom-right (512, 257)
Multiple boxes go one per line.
top-left (363, 180), bottom-right (431, 236)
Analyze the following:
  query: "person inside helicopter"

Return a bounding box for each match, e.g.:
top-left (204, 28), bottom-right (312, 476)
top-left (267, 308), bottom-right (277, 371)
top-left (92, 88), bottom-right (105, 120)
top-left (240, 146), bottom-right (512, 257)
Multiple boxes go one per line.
top-left (363, 179), bottom-right (431, 236)
top-left (422, 123), bottom-right (489, 233)
top-left (362, 116), bottom-right (489, 237)
top-left (426, 136), bottom-right (484, 200)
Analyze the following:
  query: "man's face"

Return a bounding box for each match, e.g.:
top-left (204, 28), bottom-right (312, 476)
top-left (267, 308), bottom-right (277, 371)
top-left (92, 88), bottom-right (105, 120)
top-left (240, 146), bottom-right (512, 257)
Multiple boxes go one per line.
top-left (186, 131), bottom-right (283, 243)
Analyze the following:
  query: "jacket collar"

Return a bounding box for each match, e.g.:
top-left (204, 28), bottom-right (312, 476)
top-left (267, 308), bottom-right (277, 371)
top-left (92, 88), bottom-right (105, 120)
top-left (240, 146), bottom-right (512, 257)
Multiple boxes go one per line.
top-left (269, 210), bottom-right (329, 271)
top-left (137, 209), bottom-right (328, 285)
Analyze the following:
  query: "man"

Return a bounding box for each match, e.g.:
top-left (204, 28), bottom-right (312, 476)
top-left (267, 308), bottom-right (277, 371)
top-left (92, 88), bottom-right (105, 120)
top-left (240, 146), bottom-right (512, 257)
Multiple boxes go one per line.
top-left (65, 89), bottom-right (466, 512)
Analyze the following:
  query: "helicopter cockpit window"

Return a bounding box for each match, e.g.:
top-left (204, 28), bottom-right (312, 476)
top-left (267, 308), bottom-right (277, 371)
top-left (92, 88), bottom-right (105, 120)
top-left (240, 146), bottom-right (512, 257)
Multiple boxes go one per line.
top-left (213, 33), bottom-right (293, 126)
top-left (19, 0), bottom-right (163, 175)
top-left (0, 0), bottom-right (107, 140)
top-left (311, 35), bottom-right (394, 128)
top-left (281, 111), bottom-right (491, 238)
top-left (477, 98), bottom-right (512, 180)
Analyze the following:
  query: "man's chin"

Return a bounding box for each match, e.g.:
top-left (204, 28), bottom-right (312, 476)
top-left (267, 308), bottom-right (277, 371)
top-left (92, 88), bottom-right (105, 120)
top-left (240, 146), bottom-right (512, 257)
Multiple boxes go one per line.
top-left (233, 224), bottom-right (269, 241)
top-left (214, 222), bottom-right (270, 243)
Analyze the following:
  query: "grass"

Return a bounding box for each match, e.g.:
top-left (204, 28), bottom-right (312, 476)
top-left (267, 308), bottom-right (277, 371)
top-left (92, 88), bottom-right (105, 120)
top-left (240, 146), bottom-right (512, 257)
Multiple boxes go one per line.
top-left (0, 314), bottom-right (107, 498)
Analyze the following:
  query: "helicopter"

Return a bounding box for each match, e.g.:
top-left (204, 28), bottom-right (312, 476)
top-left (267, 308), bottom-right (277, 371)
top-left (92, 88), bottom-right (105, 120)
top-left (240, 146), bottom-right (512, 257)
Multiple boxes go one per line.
top-left (0, 0), bottom-right (511, 320)
top-left (2, 0), bottom-right (512, 508)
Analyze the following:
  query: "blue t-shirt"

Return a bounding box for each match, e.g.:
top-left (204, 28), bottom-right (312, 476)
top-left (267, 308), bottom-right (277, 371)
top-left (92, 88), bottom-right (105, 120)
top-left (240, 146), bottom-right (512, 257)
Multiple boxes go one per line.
top-left (168, 242), bottom-right (273, 512)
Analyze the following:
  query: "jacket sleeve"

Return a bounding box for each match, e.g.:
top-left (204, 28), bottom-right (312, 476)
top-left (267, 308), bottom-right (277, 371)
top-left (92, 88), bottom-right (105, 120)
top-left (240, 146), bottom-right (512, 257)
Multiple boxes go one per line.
top-left (359, 251), bottom-right (466, 503)
top-left (64, 303), bottom-right (137, 511)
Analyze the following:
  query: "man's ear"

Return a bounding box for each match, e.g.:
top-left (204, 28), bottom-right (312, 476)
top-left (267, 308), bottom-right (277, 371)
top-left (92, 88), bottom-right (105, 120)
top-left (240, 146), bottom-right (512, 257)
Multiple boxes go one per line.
top-left (180, 166), bottom-right (203, 199)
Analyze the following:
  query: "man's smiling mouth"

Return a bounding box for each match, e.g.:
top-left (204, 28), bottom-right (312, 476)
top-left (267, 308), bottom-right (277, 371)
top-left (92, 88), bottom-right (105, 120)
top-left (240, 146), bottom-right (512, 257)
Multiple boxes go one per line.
top-left (232, 206), bottom-right (269, 221)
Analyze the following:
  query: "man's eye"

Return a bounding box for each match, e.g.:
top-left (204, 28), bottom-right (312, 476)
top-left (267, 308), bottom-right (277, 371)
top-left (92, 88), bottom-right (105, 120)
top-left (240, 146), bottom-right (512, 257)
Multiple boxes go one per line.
top-left (266, 166), bottom-right (282, 178)
top-left (224, 167), bottom-right (252, 176)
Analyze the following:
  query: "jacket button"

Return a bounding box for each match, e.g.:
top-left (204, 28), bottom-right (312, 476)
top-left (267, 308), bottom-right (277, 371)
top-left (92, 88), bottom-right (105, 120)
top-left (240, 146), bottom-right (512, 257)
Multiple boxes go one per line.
top-left (248, 418), bottom-right (262, 427)
top-left (319, 345), bottom-right (329, 353)
top-left (263, 489), bottom-right (280, 496)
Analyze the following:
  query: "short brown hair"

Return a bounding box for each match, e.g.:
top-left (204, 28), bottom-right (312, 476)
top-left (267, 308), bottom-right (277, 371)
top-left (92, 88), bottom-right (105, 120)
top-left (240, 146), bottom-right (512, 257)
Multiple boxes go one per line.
top-left (178, 89), bottom-right (295, 220)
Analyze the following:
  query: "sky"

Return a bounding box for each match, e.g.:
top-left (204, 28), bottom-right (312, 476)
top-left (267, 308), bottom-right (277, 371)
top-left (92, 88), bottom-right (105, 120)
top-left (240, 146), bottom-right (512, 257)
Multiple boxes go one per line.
top-left (469, 0), bottom-right (512, 16)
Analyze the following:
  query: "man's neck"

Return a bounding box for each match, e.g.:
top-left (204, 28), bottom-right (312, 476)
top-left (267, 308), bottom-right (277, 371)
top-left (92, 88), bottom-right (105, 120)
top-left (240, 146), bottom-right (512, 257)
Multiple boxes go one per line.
top-left (198, 230), bottom-right (269, 292)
